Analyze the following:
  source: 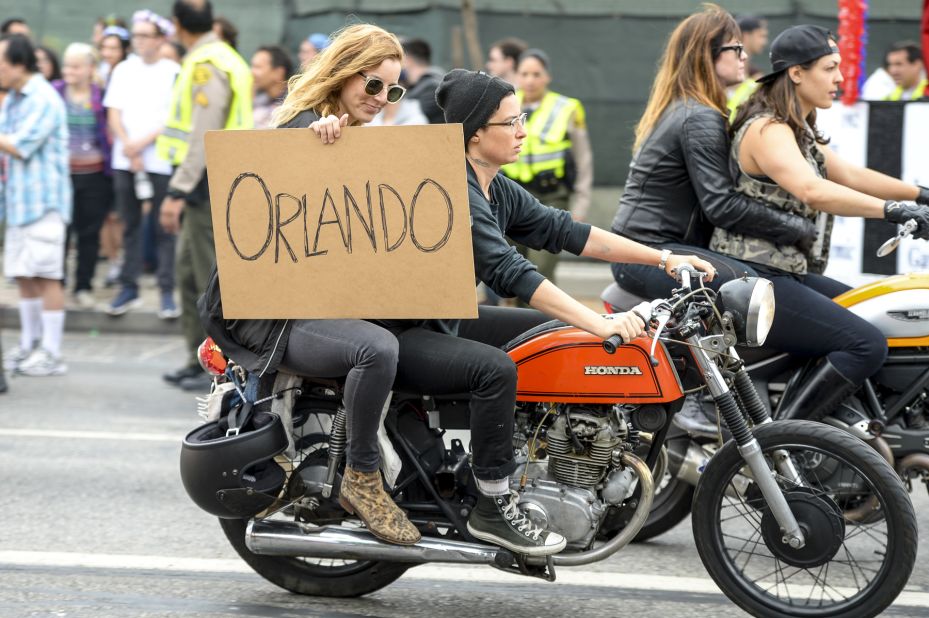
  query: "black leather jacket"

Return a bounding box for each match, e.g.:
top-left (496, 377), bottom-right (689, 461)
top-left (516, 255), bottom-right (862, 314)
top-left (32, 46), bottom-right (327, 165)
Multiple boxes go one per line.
top-left (611, 99), bottom-right (815, 249)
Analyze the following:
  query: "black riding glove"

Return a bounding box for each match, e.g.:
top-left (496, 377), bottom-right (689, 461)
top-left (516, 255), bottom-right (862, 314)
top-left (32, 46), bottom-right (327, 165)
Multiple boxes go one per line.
top-left (916, 186), bottom-right (929, 207)
top-left (884, 200), bottom-right (929, 240)
top-left (794, 217), bottom-right (818, 254)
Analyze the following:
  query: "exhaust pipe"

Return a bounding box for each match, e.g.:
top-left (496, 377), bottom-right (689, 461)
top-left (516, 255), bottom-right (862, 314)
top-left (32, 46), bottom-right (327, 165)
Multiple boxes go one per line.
top-left (245, 519), bottom-right (505, 565)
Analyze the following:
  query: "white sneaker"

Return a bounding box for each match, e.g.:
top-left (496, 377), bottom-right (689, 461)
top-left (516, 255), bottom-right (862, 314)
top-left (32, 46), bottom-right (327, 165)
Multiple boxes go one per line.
top-left (74, 290), bottom-right (96, 309)
top-left (17, 348), bottom-right (67, 377)
top-left (3, 345), bottom-right (33, 371)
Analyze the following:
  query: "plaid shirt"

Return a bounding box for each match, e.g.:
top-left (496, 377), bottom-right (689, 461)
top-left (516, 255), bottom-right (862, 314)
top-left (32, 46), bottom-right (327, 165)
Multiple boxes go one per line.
top-left (0, 73), bottom-right (71, 227)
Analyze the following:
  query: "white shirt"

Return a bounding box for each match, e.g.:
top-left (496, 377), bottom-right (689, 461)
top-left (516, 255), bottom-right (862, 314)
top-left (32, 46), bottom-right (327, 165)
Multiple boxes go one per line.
top-left (103, 55), bottom-right (179, 175)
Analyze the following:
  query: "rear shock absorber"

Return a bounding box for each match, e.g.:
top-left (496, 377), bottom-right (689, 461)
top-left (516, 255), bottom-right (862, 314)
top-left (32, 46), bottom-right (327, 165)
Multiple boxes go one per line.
top-left (321, 407), bottom-right (347, 498)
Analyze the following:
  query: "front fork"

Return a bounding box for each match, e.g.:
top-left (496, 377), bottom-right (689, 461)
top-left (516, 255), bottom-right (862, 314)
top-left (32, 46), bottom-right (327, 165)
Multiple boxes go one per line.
top-left (688, 338), bottom-right (806, 550)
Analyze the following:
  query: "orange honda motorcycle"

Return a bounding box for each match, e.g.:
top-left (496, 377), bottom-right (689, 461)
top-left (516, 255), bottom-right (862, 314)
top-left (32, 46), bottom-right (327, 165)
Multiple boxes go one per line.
top-left (180, 265), bottom-right (916, 618)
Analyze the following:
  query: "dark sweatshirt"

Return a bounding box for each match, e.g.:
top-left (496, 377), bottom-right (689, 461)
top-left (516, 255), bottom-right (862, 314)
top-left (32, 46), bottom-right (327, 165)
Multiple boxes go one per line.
top-left (379, 162), bottom-right (592, 336)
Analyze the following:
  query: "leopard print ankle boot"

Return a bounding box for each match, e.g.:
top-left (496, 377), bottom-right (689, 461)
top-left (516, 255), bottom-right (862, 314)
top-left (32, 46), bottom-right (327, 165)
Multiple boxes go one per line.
top-left (339, 467), bottom-right (421, 545)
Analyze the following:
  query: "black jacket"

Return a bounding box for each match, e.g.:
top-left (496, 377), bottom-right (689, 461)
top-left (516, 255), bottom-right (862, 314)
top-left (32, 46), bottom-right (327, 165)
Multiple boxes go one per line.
top-left (196, 109), bottom-right (325, 375)
top-left (611, 99), bottom-right (815, 249)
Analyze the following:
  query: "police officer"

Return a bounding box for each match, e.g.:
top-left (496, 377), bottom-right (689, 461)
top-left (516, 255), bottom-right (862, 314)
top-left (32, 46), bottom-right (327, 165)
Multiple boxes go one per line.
top-left (157, 0), bottom-right (253, 390)
top-left (502, 48), bottom-right (592, 286)
top-left (883, 41), bottom-right (927, 101)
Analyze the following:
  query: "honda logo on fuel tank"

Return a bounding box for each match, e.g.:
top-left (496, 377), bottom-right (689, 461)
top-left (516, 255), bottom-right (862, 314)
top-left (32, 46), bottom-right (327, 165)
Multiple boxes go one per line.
top-left (584, 366), bottom-right (643, 376)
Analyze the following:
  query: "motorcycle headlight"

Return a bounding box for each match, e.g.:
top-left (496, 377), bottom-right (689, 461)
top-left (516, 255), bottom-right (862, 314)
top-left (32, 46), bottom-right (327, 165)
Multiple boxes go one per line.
top-left (717, 277), bottom-right (775, 347)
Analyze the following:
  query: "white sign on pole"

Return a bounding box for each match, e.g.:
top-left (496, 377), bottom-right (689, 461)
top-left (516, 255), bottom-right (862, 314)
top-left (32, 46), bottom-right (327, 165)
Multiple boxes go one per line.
top-left (898, 103), bottom-right (929, 274)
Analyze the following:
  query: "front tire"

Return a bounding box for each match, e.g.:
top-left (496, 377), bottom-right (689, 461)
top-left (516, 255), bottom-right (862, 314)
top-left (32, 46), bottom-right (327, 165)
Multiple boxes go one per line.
top-left (220, 517), bottom-right (409, 597)
top-left (692, 420), bottom-right (916, 618)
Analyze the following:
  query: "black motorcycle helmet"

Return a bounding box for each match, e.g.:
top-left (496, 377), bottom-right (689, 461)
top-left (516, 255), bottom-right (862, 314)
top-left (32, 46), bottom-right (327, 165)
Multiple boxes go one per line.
top-left (180, 410), bottom-right (289, 518)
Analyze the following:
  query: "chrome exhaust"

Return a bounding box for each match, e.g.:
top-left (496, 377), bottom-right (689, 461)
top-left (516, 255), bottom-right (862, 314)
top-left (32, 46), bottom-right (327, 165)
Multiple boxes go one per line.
top-left (245, 519), bottom-right (503, 565)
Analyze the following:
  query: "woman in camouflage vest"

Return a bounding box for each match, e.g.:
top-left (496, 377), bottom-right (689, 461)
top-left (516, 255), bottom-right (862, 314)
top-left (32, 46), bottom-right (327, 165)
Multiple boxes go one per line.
top-left (715, 24), bottom-right (929, 421)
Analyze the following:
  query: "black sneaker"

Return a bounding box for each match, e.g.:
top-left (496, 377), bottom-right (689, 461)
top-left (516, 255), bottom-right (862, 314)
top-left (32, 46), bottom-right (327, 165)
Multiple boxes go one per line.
top-left (466, 491), bottom-right (566, 556)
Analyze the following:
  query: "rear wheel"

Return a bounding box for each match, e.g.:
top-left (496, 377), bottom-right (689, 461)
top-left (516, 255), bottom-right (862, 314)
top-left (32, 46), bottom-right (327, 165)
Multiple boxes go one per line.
top-left (692, 420), bottom-right (916, 618)
top-left (632, 468), bottom-right (694, 542)
top-left (220, 417), bottom-right (409, 597)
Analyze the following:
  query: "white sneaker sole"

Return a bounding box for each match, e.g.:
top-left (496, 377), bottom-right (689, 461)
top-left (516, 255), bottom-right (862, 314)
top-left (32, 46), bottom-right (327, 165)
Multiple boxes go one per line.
top-left (107, 298), bottom-right (143, 316)
top-left (18, 364), bottom-right (68, 377)
top-left (466, 522), bottom-right (567, 556)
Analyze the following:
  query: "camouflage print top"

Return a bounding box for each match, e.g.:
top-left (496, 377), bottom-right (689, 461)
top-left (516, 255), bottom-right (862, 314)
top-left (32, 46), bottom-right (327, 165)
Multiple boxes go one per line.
top-left (709, 113), bottom-right (833, 275)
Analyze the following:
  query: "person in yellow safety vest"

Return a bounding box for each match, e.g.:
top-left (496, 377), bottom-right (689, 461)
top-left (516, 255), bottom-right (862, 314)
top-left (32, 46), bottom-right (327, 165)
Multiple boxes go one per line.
top-left (727, 15), bottom-right (768, 120)
top-left (884, 41), bottom-right (927, 101)
top-left (156, 0), bottom-right (254, 391)
top-left (502, 48), bottom-right (592, 287)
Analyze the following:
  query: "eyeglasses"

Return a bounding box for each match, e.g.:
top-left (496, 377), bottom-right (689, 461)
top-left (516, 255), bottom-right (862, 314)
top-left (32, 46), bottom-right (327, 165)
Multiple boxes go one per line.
top-left (718, 44), bottom-right (745, 57)
top-left (359, 72), bottom-right (406, 104)
top-left (485, 112), bottom-right (528, 131)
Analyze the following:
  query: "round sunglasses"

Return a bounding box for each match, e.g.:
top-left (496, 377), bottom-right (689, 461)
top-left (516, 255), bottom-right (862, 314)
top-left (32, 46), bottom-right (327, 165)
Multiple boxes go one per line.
top-left (359, 72), bottom-right (406, 104)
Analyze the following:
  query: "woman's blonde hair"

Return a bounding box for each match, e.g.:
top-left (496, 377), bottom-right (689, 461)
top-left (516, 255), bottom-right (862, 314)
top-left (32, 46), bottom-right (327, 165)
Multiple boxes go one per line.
top-left (273, 24), bottom-right (403, 127)
top-left (63, 42), bottom-right (98, 67)
top-left (632, 3), bottom-right (740, 152)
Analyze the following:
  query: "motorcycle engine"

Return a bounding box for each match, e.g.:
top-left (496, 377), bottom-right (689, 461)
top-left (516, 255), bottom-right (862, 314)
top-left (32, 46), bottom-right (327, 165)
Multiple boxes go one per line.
top-left (513, 406), bottom-right (634, 549)
top-left (546, 408), bottom-right (626, 488)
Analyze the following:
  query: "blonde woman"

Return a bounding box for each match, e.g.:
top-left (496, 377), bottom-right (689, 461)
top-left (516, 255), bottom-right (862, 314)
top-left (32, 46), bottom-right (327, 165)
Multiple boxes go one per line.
top-left (201, 24), bottom-right (419, 546)
top-left (52, 43), bottom-right (112, 310)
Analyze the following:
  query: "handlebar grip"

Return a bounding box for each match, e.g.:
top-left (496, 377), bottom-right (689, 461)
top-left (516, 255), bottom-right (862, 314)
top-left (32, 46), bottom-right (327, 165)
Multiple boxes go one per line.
top-left (603, 334), bottom-right (624, 355)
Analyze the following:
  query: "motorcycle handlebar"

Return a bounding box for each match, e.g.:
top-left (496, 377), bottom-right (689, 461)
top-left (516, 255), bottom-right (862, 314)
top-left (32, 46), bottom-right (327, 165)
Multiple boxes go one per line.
top-left (602, 334), bottom-right (624, 355)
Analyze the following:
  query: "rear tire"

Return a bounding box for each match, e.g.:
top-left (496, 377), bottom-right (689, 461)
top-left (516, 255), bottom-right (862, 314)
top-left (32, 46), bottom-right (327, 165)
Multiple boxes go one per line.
top-left (692, 420), bottom-right (916, 618)
top-left (220, 517), bottom-right (409, 597)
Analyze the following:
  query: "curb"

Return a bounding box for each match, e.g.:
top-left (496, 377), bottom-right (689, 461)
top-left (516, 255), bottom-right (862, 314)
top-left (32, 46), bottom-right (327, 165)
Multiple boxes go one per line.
top-left (0, 306), bottom-right (181, 336)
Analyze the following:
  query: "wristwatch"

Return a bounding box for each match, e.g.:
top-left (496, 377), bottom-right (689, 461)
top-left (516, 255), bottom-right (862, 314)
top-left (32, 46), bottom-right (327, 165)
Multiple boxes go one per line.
top-left (658, 249), bottom-right (672, 272)
top-left (166, 188), bottom-right (189, 201)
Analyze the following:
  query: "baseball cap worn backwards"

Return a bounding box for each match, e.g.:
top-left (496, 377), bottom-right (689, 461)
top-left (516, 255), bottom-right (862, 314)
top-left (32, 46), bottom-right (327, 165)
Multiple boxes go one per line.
top-left (756, 25), bottom-right (839, 84)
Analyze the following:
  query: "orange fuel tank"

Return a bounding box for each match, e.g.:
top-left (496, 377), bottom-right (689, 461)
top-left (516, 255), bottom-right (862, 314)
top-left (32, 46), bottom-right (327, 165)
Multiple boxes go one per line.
top-left (507, 324), bottom-right (684, 404)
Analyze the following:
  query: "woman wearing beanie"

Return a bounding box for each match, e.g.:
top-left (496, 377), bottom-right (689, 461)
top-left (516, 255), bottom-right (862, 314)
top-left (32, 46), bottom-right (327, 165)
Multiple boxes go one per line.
top-left (368, 68), bottom-right (715, 557)
top-left (200, 24), bottom-right (420, 547)
top-left (715, 24), bottom-right (929, 421)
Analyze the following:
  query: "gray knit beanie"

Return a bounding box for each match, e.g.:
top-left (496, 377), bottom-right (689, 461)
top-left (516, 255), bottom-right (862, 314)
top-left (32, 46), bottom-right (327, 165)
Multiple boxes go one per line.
top-left (435, 69), bottom-right (515, 144)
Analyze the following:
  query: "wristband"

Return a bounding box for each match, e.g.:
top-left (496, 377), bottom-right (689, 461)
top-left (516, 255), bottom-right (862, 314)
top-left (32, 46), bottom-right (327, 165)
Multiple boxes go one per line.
top-left (658, 249), bottom-right (672, 272)
top-left (166, 188), bottom-right (189, 201)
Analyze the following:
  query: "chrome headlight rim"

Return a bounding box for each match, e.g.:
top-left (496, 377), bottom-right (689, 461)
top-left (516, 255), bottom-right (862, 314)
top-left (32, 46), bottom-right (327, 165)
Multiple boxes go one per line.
top-left (745, 278), bottom-right (775, 347)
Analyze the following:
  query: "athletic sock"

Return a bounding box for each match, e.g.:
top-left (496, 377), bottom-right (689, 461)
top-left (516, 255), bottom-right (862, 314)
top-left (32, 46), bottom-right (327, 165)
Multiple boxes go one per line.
top-left (475, 476), bottom-right (509, 496)
top-left (19, 298), bottom-right (43, 350)
top-left (40, 310), bottom-right (65, 358)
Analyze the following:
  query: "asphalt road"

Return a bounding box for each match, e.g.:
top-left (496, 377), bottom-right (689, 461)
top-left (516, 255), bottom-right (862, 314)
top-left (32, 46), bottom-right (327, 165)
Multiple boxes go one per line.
top-left (1, 332), bottom-right (927, 618)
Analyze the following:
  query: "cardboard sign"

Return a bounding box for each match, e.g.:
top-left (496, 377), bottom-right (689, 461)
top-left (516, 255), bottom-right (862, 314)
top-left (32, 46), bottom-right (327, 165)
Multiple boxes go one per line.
top-left (204, 125), bottom-right (477, 319)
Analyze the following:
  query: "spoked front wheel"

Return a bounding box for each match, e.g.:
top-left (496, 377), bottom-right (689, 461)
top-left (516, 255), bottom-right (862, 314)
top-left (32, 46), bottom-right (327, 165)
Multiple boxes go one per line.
top-left (692, 420), bottom-right (916, 618)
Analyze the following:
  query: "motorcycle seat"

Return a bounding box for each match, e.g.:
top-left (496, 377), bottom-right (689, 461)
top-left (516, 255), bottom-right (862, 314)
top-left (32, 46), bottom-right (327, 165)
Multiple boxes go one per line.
top-left (601, 282), bottom-right (650, 311)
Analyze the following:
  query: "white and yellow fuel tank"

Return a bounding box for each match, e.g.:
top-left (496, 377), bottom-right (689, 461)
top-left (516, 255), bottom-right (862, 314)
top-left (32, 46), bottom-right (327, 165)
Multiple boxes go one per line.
top-left (833, 274), bottom-right (929, 347)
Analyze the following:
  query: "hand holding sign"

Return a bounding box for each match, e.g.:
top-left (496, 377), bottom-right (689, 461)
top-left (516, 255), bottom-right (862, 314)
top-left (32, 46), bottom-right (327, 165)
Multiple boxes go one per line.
top-left (310, 113), bottom-right (350, 145)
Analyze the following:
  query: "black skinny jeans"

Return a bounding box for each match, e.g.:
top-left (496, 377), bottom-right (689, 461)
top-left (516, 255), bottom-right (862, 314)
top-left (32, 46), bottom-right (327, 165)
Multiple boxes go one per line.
top-left (387, 306), bottom-right (550, 481)
top-left (749, 263), bottom-right (887, 385)
top-left (280, 319), bottom-right (399, 472)
top-left (611, 242), bottom-right (758, 300)
top-left (612, 243), bottom-right (887, 385)
top-left (68, 172), bottom-right (113, 292)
